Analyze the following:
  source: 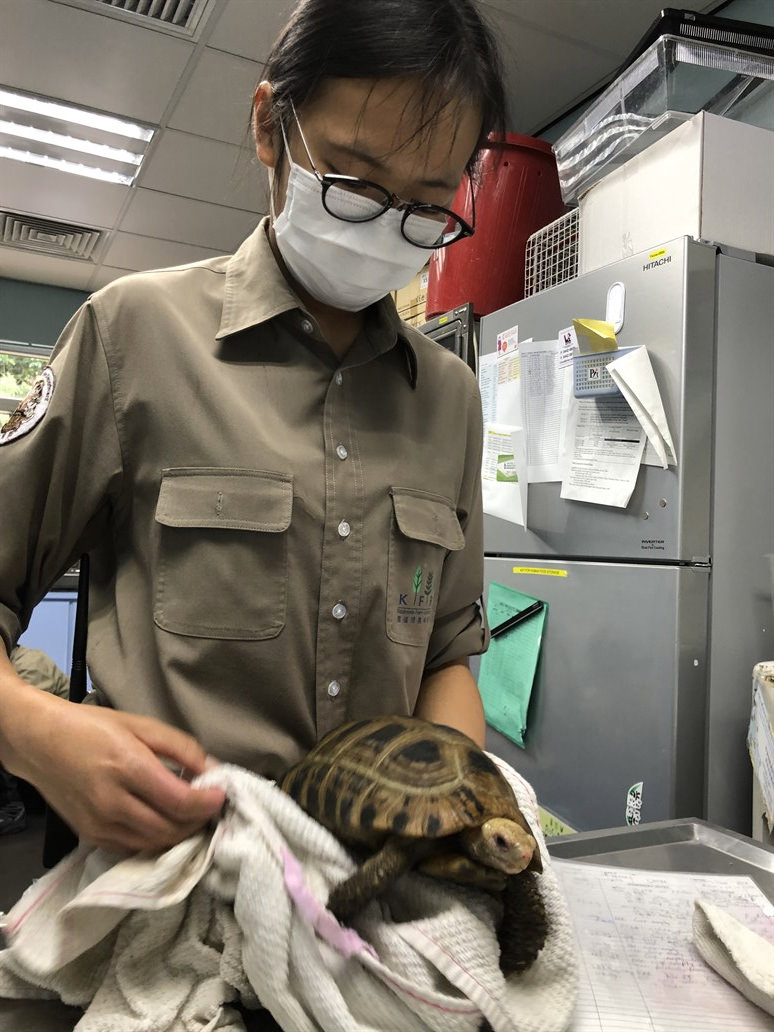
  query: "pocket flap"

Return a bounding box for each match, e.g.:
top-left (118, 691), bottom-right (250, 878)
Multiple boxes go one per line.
top-left (156, 469), bottom-right (293, 532)
top-left (391, 488), bottom-right (464, 550)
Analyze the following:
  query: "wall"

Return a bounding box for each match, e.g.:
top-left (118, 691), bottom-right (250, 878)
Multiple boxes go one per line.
top-left (0, 277), bottom-right (88, 348)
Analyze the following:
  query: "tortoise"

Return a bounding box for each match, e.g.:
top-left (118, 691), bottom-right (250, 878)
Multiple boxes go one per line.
top-left (279, 715), bottom-right (548, 974)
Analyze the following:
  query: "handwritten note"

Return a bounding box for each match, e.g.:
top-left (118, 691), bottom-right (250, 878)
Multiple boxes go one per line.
top-left (554, 860), bottom-right (774, 1031)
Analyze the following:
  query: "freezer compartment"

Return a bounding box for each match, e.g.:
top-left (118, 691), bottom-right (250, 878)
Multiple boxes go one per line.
top-left (483, 469), bottom-right (685, 562)
top-left (479, 558), bottom-right (709, 831)
top-left (479, 236), bottom-right (716, 563)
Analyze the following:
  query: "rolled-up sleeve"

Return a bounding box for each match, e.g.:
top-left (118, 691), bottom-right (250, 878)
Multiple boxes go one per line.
top-left (0, 301), bottom-right (123, 653)
top-left (424, 374), bottom-right (490, 670)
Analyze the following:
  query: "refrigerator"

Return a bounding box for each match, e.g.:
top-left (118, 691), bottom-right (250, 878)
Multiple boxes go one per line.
top-left (477, 235), bottom-right (774, 835)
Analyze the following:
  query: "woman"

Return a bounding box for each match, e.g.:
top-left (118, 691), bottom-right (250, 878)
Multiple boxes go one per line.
top-left (0, 0), bottom-right (506, 859)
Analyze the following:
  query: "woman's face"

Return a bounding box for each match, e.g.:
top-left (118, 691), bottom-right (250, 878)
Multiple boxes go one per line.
top-left (254, 76), bottom-right (482, 222)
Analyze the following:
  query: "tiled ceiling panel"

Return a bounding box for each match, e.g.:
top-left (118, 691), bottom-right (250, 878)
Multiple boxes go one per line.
top-left (0, 0), bottom-right (195, 123)
top-left (0, 248), bottom-right (100, 290)
top-left (0, 161), bottom-right (130, 228)
top-left (137, 129), bottom-right (267, 210)
top-left (121, 189), bottom-right (260, 250)
top-left (101, 231), bottom-right (223, 271)
top-left (167, 48), bottom-right (261, 145)
top-left (206, 0), bottom-right (295, 61)
top-left (90, 265), bottom-right (137, 290)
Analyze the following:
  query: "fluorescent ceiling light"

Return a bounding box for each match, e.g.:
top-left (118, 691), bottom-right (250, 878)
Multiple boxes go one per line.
top-left (0, 86), bottom-right (155, 185)
top-left (0, 145), bottom-right (134, 184)
top-left (0, 121), bottom-right (143, 165)
top-left (0, 89), bottom-right (153, 142)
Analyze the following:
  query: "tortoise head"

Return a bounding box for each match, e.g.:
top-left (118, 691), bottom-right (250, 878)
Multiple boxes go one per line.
top-left (461, 817), bottom-right (540, 875)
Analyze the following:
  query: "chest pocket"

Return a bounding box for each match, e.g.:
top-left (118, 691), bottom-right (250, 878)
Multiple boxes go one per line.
top-left (153, 468), bottom-right (292, 640)
top-left (387, 487), bottom-right (464, 647)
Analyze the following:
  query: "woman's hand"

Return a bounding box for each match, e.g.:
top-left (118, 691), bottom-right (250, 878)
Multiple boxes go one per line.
top-left (1, 684), bottom-right (226, 855)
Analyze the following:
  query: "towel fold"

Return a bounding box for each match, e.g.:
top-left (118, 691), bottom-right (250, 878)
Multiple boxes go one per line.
top-left (0, 757), bottom-right (578, 1032)
top-left (693, 899), bottom-right (774, 1018)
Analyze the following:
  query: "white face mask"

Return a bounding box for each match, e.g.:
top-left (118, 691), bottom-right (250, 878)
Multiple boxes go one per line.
top-left (271, 156), bottom-right (440, 312)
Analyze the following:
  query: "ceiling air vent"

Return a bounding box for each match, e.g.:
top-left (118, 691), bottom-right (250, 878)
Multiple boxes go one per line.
top-left (1, 212), bottom-right (102, 261)
top-left (48, 0), bottom-right (213, 37)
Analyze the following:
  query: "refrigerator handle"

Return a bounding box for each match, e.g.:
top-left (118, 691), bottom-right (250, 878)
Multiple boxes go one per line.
top-left (606, 281), bottom-right (626, 333)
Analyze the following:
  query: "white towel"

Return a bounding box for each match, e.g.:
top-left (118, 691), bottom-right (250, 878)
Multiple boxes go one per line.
top-left (0, 757), bottom-right (579, 1031)
top-left (693, 899), bottom-right (774, 1018)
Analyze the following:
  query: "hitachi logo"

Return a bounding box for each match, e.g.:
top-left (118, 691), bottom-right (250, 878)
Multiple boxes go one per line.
top-left (643, 256), bottom-right (671, 271)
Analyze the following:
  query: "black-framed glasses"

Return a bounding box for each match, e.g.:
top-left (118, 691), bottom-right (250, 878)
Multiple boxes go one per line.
top-left (288, 104), bottom-right (475, 249)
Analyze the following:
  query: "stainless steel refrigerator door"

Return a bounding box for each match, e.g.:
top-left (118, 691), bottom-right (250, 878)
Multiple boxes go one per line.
top-left (705, 254), bottom-right (774, 832)
top-left (479, 236), bottom-right (715, 563)
top-left (479, 558), bottom-right (710, 831)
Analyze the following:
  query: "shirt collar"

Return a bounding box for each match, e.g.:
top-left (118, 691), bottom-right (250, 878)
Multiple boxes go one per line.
top-left (217, 217), bottom-right (417, 389)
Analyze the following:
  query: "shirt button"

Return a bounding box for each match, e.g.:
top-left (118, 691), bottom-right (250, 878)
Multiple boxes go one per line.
top-left (327, 680), bottom-right (341, 698)
top-left (334, 371), bottom-right (343, 386)
top-left (331, 602), bottom-right (348, 620)
top-left (336, 444), bottom-right (348, 461)
top-left (337, 520), bottom-right (351, 538)
top-left (301, 318), bottom-right (314, 334)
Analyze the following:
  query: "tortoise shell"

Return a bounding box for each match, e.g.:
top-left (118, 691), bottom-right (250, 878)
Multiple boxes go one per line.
top-left (280, 715), bottom-right (533, 848)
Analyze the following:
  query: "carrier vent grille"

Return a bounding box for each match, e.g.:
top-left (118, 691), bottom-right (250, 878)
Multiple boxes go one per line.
top-left (0, 212), bottom-right (102, 260)
top-left (94, 0), bottom-right (197, 27)
top-left (48, 0), bottom-right (212, 36)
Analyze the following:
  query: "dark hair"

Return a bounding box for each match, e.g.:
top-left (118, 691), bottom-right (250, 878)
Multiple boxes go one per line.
top-left (261, 0), bottom-right (507, 172)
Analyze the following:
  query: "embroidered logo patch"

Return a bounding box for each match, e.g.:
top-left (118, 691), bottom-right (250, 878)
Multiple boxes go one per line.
top-left (0, 367), bottom-right (56, 445)
top-left (395, 564), bottom-right (435, 626)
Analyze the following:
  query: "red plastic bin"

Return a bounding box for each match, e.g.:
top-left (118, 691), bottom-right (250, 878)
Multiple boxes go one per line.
top-left (426, 133), bottom-right (566, 319)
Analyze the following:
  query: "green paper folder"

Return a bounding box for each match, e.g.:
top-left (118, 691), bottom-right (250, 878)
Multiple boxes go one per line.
top-left (479, 582), bottom-right (546, 748)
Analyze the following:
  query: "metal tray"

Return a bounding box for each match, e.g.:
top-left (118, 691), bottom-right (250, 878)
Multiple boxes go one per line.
top-left (547, 818), bottom-right (774, 903)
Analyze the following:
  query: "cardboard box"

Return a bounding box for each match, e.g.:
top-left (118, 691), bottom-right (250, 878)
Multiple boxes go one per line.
top-left (579, 111), bottom-right (774, 274)
top-left (748, 661), bottom-right (774, 846)
top-left (393, 266), bottom-right (429, 328)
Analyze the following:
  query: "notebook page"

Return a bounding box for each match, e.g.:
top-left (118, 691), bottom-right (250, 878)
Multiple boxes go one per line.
top-left (553, 859), bottom-right (774, 1032)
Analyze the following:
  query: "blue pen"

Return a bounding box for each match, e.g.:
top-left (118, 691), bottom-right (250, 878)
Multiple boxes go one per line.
top-left (490, 600), bottom-right (544, 639)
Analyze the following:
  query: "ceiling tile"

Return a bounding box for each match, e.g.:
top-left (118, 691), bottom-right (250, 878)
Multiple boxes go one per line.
top-left (0, 161), bottom-right (129, 228)
top-left (121, 189), bottom-right (261, 251)
top-left (168, 48), bottom-right (261, 145)
top-left (138, 130), bottom-right (268, 210)
top-left (483, 0), bottom-right (663, 51)
top-left (1, 0), bottom-right (195, 123)
top-left (101, 231), bottom-right (224, 272)
top-left (89, 266), bottom-right (136, 291)
top-left (207, 0), bottom-right (295, 61)
top-left (0, 248), bottom-right (96, 291)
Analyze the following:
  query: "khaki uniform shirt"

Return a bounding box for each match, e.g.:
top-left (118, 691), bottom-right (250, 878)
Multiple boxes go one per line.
top-left (9, 645), bottom-right (70, 699)
top-left (0, 219), bottom-right (488, 776)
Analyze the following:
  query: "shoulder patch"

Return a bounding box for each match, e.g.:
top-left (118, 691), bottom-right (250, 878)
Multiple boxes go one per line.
top-left (0, 367), bottom-right (56, 445)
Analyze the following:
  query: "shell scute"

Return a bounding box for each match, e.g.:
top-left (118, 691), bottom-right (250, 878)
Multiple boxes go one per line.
top-left (280, 715), bottom-right (524, 846)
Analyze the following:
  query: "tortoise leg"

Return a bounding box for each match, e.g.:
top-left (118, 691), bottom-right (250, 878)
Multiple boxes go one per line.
top-left (418, 852), bottom-right (508, 891)
top-left (497, 871), bottom-right (549, 976)
top-left (328, 836), bottom-right (423, 922)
